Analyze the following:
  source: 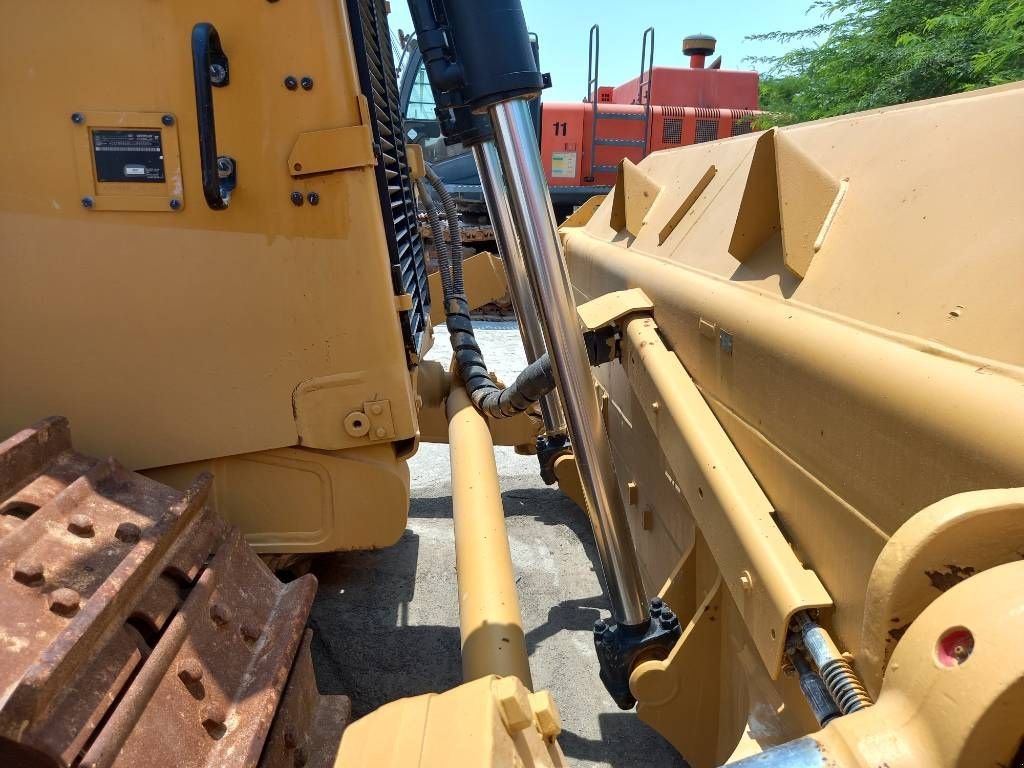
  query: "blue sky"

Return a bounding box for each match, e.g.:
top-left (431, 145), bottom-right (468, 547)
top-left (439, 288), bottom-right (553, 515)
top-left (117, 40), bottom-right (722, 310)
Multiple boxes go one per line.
top-left (387, 1), bottom-right (827, 102)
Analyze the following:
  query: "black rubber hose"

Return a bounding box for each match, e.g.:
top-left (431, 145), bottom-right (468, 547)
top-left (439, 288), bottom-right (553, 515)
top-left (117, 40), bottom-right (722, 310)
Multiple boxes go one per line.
top-left (415, 177), bottom-right (453, 298)
top-left (445, 294), bottom-right (555, 419)
top-left (425, 165), bottom-right (464, 295)
top-left (422, 164), bottom-right (556, 419)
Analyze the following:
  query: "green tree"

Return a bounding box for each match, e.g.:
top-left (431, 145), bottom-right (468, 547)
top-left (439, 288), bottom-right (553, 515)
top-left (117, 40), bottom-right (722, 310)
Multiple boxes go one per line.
top-left (750, 0), bottom-right (1024, 124)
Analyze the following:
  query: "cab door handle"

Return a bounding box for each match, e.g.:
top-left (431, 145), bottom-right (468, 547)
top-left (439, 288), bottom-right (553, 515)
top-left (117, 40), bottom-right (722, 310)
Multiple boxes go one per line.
top-left (191, 22), bottom-right (237, 210)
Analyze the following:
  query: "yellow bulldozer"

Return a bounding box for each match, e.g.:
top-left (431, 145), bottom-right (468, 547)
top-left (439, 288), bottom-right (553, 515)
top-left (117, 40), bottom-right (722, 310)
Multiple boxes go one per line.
top-left (1, 1), bottom-right (1021, 766)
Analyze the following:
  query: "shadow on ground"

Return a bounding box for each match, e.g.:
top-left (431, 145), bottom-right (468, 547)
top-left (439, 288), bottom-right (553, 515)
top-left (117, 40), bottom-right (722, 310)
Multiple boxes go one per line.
top-left (310, 486), bottom-right (686, 767)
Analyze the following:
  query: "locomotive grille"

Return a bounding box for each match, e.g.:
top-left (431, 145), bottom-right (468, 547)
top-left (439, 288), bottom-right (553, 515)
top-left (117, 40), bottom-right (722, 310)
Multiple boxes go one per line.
top-left (731, 109), bottom-right (757, 136)
top-left (347, 0), bottom-right (431, 359)
top-left (695, 118), bottom-right (719, 143)
top-left (662, 118), bottom-right (683, 144)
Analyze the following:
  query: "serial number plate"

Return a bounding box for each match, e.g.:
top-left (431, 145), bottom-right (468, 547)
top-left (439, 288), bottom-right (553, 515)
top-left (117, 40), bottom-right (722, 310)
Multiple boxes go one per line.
top-left (92, 129), bottom-right (166, 183)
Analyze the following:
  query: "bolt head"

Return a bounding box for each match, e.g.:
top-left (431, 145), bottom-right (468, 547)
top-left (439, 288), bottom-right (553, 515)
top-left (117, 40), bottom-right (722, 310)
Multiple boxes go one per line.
top-left (210, 603), bottom-right (231, 626)
top-left (161, 113), bottom-right (175, 126)
top-left (13, 560), bottom-right (44, 586)
top-left (81, 197), bottom-right (94, 209)
top-left (593, 619), bottom-right (608, 636)
top-left (71, 112), bottom-right (85, 124)
top-left (284, 75), bottom-right (298, 90)
top-left (208, 63), bottom-right (227, 85)
top-left (202, 703), bottom-right (228, 727)
top-left (178, 658), bottom-right (204, 685)
top-left (115, 521), bottom-right (142, 544)
top-left (169, 199), bottom-right (182, 211)
top-left (49, 587), bottom-right (81, 616)
top-left (307, 191), bottom-right (320, 206)
top-left (68, 513), bottom-right (95, 537)
top-left (649, 597), bottom-right (664, 616)
top-left (374, 427), bottom-right (387, 438)
top-left (300, 76), bottom-right (314, 91)
top-left (659, 609), bottom-right (678, 630)
top-left (290, 191), bottom-right (304, 206)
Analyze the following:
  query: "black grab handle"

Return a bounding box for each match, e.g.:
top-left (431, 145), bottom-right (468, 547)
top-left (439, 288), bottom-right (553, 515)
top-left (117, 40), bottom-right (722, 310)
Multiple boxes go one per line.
top-left (191, 22), bottom-right (236, 210)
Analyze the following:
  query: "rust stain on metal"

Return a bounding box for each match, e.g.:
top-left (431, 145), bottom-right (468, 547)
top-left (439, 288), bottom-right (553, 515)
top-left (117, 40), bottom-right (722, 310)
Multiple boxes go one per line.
top-left (0, 417), bottom-right (338, 768)
top-left (925, 564), bottom-right (976, 592)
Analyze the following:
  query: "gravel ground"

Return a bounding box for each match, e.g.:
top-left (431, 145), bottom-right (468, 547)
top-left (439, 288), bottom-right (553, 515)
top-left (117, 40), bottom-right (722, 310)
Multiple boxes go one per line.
top-left (311, 322), bottom-right (684, 767)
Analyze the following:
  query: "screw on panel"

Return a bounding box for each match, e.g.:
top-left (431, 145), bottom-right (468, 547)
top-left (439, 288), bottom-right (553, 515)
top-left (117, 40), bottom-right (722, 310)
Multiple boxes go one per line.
top-left (307, 192), bottom-right (320, 206)
top-left (300, 76), bottom-right (314, 91)
top-left (13, 560), bottom-right (44, 586)
top-left (169, 199), bottom-right (182, 211)
top-left (81, 197), bottom-right (94, 209)
top-left (68, 514), bottom-right (95, 537)
top-left (208, 63), bottom-right (228, 85)
top-left (49, 587), bottom-right (81, 616)
top-left (162, 114), bottom-right (175, 126)
top-left (71, 112), bottom-right (85, 124)
top-left (115, 521), bottom-right (141, 543)
top-left (284, 75), bottom-right (298, 91)
top-left (216, 156), bottom-right (235, 177)
top-left (290, 191), bottom-right (304, 206)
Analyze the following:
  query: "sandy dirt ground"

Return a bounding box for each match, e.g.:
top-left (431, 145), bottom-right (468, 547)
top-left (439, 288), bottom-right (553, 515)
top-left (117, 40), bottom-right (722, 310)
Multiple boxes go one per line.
top-left (310, 322), bottom-right (685, 767)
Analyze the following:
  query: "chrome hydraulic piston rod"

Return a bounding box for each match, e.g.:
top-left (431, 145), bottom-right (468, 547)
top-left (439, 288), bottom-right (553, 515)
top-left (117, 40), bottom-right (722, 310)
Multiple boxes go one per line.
top-left (488, 98), bottom-right (647, 628)
top-left (472, 140), bottom-right (566, 434)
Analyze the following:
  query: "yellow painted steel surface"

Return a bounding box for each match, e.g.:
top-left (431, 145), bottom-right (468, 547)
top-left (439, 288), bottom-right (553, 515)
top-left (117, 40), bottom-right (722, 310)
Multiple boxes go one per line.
top-left (447, 384), bottom-right (533, 688)
top-left (561, 83), bottom-right (1024, 764)
top-left (0, 1), bottom-right (419, 552)
top-left (336, 675), bottom-right (567, 767)
top-left (0, 2), bottom-right (417, 468)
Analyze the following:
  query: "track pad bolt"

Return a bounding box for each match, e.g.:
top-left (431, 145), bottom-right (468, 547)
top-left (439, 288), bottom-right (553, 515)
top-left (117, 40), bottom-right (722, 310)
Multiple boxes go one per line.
top-left (13, 560), bottom-right (44, 587)
top-left (68, 514), bottom-right (94, 537)
top-left (178, 658), bottom-right (204, 685)
top-left (115, 521), bottom-right (142, 544)
top-left (493, 676), bottom-right (533, 733)
top-left (210, 603), bottom-right (232, 626)
top-left (49, 587), bottom-right (80, 616)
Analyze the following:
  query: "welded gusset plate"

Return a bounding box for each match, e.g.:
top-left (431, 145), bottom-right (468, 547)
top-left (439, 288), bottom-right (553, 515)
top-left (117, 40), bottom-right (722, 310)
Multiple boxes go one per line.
top-left (0, 417), bottom-right (320, 768)
top-left (259, 631), bottom-right (352, 768)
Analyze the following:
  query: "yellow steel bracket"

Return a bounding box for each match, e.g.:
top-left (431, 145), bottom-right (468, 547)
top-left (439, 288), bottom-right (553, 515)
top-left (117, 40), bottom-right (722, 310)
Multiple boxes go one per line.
top-left (576, 290), bottom-right (832, 677)
top-left (288, 95), bottom-right (376, 176)
top-left (576, 287), bottom-right (654, 331)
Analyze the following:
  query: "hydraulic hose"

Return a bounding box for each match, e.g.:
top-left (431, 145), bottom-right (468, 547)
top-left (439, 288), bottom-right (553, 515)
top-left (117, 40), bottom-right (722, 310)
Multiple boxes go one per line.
top-left (420, 163), bottom-right (556, 419)
top-left (415, 177), bottom-right (453, 299)
top-left (425, 165), bottom-right (465, 294)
